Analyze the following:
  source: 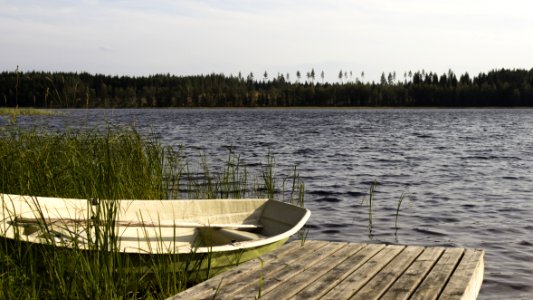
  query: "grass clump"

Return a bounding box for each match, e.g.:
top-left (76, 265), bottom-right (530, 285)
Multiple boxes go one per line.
top-left (0, 107), bottom-right (58, 116)
top-left (0, 126), bottom-right (168, 200)
top-left (0, 125), bottom-right (305, 299)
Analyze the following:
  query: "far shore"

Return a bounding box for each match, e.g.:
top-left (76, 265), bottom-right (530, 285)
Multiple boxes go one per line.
top-left (0, 107), bottom-right (60, 116)
top-left (3, 106), bottom-right (533, 113)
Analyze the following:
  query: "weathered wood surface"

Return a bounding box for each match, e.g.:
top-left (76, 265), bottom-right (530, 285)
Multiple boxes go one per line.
top-left (168, 240), bottom-right (484, 300)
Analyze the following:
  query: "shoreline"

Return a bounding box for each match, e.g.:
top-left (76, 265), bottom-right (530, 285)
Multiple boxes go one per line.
top-left (5, 106), bottom-right (533, 111)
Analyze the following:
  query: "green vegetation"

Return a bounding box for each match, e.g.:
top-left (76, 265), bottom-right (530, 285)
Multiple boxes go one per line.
top-left (0, 127), bottom-right (169, 200)
top-left (395, 193), bottom-right (407, 230)
top-left (360, 181), bottom-right (411, 240)
top-left (0, 125), bottom-right (304, 299)
top-left (361, 180), bottom-right (378, 237)
top-left (0, 107), bottom-right (57, 116)
top-left (1, 68), bottom-right (533, 108)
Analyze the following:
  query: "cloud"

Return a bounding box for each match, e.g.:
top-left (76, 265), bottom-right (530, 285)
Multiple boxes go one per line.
top-left (99, 46), bottom-right (113, 53)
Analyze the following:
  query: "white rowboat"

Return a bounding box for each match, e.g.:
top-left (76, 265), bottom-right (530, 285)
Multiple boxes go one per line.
top-left (0, 193), bottom-right (310, 277)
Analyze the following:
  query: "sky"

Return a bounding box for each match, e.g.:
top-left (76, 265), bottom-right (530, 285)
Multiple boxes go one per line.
top-left (1, 0), bottom-right (533, 82)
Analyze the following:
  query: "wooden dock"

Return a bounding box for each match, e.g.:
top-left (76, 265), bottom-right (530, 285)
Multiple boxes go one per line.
top-left (168, 240), bottom-right (485, 300)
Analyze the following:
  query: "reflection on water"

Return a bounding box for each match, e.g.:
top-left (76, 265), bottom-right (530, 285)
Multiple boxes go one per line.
top-left (3, 108), bottom-right (533, 299)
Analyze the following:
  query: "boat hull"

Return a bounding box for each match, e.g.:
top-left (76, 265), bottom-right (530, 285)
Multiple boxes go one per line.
top-left (0, 193), bottom-right (310, 279)
top-left (0, 235), bottom-right (289, 281)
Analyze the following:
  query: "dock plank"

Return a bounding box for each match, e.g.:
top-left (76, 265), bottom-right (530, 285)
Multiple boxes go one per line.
top-left (168, 240), bottom-right (484, 300)
top-left (290, 243), bottom-right (386, 300)
top-left (227, 242), bottom-right (347, 299)
top-left (410, 247), bottom-right (465, 300)
top-left (380, 247), bottom-right (445, 300)
top-left (351, 245), bottom-right (425, 299)
top-left (261, 243), bottom-right (365, 300)
top-left (169, 240), bottom-right (326, 300)
top-left (320, 245), bottom-right (405, 299)
top-left (439, 248), bottom-right (485, 300)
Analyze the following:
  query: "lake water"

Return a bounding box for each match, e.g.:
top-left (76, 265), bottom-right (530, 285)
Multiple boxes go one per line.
top-left (4, 108), bottom-right (533, 299)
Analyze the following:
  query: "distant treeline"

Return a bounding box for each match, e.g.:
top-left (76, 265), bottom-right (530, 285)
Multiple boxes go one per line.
top-left (1, 68), bottom-right (533, 108)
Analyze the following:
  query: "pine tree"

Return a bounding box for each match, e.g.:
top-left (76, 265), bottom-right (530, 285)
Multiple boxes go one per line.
top-left (381, 72), bottom-right (387, 85)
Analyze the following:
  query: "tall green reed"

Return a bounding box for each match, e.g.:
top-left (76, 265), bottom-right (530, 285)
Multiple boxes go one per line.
top-left (0, 126), bottom-right (169, 200)
top-left (395, 192), bottom-right (406, 230)
top-left (358, 181), bottom-right (411, 241)
top-left (360, 180), bottom-right (378, 237)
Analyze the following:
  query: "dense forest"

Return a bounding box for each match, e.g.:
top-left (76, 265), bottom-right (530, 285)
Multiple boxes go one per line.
top-left (1, 68), bottom-right (533, 108)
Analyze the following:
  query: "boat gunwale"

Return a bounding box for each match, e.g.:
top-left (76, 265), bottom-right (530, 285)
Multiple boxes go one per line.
top-left (0, 193), bottom-right (311, 254)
